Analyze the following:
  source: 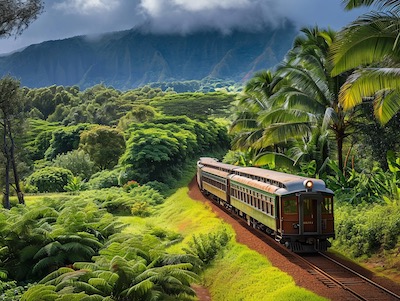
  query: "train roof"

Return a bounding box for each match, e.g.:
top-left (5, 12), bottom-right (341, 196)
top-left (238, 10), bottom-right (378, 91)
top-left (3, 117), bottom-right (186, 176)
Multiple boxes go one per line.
top-left (229, 175), bottom-right (282, 194)
top-left (234, 167), bottom-right (332, 195)
top-left (202, 166), bottom-right (230, 178)
top-left (199, 157), bottom-right (333, 195)
top-left (198, 157), bottom-right (239, 172)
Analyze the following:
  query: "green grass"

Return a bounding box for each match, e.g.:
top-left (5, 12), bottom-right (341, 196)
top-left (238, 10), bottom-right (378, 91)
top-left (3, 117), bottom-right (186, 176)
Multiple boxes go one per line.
top-left (139, 180), bottom-right (327, 301)
top-left (204, 243), bottom-right (326, 301)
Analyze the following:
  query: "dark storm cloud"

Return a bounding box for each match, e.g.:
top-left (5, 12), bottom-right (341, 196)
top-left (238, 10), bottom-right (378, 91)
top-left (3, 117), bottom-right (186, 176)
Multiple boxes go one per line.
top-left (0, 0), bottom-right (368, 54)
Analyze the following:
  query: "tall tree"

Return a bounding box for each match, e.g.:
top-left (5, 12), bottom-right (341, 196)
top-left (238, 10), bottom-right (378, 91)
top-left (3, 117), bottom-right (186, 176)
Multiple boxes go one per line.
top-left (0, 0), bottom-right (43, 37)
top-left (0, 76), bottom-right (25, 208)
top-left (80, 125), bottom-right (126, 170)
top-left (330, 0), bottom-right (400, 124)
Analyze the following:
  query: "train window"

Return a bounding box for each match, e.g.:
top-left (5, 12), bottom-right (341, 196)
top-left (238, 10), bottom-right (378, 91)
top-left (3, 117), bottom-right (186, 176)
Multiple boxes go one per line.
top-left (283, 199), bottom-right (297, 214)
top-left (322, 197), bottom-right (333, 214)
top-left (303, 199), bottom-right (313, 215)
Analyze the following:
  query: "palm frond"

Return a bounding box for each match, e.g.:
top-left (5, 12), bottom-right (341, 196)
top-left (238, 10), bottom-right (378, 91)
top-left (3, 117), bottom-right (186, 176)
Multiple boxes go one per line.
top-left (255, 122), bottom-right (312, 148)
top-left (343, 0), bottom-right (400, 12)
top-left (339, 67), bottom-right (400, 123)
top-left (254, 152), bottom-right (295, 169)
top-left (331, 12), bottom-right (400, 76)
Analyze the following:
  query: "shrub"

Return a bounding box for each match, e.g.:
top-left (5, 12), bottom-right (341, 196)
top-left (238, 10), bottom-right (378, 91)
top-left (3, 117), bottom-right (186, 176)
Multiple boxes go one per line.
top-left (26, 167), bottom-right (73, 192)
top-left (145, 180), bottom-right (170, 196)
top-left (87, 169), bottom-right (119, 189)
top-left (334, 203), bottom-right (400, 257)
top-left (183, 229), bottom-right (231, 265)
top-left (99, 185), bottom-right (164, 215)
top-left (64, 176), bottom-right (87, 193)
top-left (122, 180), bottom-right (139, 192)
top-left (52, 150), bottom-right (96, 180)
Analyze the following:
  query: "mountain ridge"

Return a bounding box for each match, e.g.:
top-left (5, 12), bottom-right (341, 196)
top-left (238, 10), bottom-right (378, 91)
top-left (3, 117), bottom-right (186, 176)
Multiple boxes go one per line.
top-left (0, 24), bottom-right (297, 90)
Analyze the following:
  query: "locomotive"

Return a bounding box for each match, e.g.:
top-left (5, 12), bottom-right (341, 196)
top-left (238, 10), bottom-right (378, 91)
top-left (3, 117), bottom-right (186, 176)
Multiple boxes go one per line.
top-left (196, 157), bottom-right (335, 252)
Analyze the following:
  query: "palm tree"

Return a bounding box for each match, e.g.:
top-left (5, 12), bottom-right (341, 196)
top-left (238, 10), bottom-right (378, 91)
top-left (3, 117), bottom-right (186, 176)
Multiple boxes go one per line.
top-left (231, 27), bottom-right (360, 174)
top-left (330, 0), bottom-right (400, 124)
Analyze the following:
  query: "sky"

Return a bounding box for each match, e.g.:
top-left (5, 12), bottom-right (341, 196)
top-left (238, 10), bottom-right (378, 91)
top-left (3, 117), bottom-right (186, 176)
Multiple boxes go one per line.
top-left (0, 0), bottom-right (370, 55)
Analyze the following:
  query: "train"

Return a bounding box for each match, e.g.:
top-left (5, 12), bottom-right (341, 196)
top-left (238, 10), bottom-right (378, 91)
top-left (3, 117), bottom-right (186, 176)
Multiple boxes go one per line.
top-left (196, 157), bottom-right (335, 252)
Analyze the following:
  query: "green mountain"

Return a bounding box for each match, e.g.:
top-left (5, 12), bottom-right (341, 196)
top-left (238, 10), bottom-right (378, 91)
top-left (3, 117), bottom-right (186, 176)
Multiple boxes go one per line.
top-left (0, 24), bottom-right (296, 89)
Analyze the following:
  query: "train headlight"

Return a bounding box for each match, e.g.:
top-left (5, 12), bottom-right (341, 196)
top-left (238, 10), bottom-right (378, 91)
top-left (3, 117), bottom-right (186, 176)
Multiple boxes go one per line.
top-left (304, 179), bottom-right (313, 190)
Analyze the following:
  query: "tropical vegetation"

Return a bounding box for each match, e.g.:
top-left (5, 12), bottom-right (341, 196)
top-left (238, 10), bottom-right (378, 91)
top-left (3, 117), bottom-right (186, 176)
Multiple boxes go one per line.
top-left (0, 0), bottom-right (399, 299)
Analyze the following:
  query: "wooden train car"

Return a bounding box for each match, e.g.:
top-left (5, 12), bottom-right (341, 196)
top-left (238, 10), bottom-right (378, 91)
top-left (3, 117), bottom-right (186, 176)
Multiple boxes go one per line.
top-left (197, 157), bottom-right (335, 252)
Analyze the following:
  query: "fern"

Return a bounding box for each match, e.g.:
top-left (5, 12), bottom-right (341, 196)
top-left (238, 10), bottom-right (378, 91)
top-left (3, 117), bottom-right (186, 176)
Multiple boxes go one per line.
top-left (33, 241), bottom-right (63, 259)
top-left (39, 267), bottom-right (75, 285)
top-left (73, 262), bottom-right (100, 271)
top-left (122, 279), bottom-right (154, 298)
top-left (20, 284), bottom-right (58, 301)
top-left (88, 277), bottom-right (113, 294)
top-left (32, 253), bottom-right (67, 276)
top-left (55, 280), bottom-right (104, 295)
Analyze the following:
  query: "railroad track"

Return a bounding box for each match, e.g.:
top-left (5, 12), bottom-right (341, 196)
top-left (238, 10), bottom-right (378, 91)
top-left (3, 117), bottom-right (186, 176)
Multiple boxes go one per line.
top-left (302, 252), bottom-right (400, 301)
top-left (210, 199), bottom-right (400, 301)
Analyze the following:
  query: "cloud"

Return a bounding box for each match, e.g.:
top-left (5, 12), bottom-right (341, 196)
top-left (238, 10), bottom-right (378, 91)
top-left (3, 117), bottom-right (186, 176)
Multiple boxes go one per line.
top-left (53, 0), bottom-right (121, 15)
top-left (138, 0), bottom-right (284, 34)
top-left (0, 0), bottom-right (368, 55)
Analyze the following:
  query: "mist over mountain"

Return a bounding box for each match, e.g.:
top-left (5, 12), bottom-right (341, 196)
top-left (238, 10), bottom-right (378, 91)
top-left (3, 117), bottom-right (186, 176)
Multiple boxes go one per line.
top-left (0, 23), bottom-right (297, 90)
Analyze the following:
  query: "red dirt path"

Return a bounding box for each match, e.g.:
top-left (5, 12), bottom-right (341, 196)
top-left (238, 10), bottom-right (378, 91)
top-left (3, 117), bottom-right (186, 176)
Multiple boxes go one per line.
top-left (187, 177), bottom-right (400, 301)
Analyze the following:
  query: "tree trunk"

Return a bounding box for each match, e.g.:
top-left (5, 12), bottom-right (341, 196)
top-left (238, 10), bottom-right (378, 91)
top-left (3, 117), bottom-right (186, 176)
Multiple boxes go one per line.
top-left (8, 120), bottom-right (24, 204)
top-left (337, 133), bottom-right (344, 175)
top-left (3, 121), bottom-right (10, 209)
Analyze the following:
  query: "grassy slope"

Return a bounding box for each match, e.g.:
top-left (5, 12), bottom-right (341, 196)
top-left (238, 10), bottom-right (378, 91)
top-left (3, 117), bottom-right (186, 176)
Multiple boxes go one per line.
top-left (139, 179), bottom-right (327, 301)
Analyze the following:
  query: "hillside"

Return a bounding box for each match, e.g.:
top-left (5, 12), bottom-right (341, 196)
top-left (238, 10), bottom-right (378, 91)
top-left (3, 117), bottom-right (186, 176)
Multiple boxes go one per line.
top-left (0, 24), bottom-right (296, 90)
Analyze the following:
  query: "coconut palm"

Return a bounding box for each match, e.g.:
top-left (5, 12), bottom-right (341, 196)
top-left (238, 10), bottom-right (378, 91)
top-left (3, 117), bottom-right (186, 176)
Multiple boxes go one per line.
top-left (231, 27), bottom-right (360, 174)
top-left (230, 71), bottom-right (280, 149)
top-left (271, 26), bottom-right (354, 173)
top-left (330, 0), bottom-right (400, 124)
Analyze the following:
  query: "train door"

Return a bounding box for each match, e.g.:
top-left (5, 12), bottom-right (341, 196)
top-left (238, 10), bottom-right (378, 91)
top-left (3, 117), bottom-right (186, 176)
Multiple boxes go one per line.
top-left (279, 196), bottom-right (299, 235)
top-left (299, 194), bottom-right (322, 234)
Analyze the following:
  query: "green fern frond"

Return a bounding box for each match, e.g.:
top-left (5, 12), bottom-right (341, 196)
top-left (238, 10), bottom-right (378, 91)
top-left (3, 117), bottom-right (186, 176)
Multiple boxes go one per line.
top-left (54, 292), bottom-right (89, 301)
top-left (88, 277), bottom-right (113, 294)
top-left (122, 279), bottom-right (154, 297)
top-left (19, 244), bottom-right (41, 262)
top-left (96, 271), bottom-right (119, 285)
top-left (21, 284), bottom-right (58, 301)
top-left (34, 241), bottom-right (63, 259)
top-left (55, 280), bottom-right (104, 295)
top-left (39, 267), bottom-right (75, 284)
top-left (80, 294), bottom-right (108, 301)
top-left (62, 242), bottom-right (96, 259)
top-left (73, 262), bottom-right (100, 271)
top-left (32, 254), bottom-right (67, 275)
